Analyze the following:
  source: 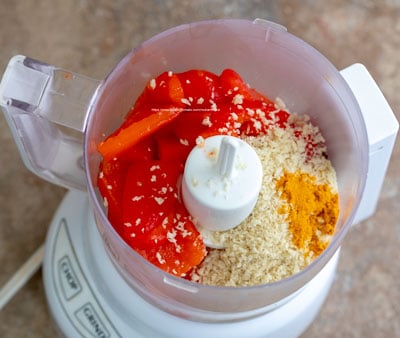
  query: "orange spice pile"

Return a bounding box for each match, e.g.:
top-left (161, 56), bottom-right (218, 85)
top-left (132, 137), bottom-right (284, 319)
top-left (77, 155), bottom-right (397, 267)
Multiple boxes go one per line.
top-left (276, 171), bottom-right (339, 258)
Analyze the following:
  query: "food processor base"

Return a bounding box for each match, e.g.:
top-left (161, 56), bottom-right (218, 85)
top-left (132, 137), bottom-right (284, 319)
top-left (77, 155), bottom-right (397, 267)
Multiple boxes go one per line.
top-left (43, 190), bottom-right (339, 338)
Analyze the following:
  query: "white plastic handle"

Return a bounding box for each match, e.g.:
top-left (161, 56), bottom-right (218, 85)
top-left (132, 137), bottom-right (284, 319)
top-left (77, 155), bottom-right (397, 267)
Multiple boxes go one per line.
top-left (0, 56), bottom-right (100, 190)
top-left (340, 64), bottom-right (399, 225)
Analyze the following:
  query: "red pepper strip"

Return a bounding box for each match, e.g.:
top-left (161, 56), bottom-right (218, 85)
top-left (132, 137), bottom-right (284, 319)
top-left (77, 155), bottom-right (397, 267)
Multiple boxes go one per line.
top-left (219, 68), bottom-right (275, 104)
top-left (98, 108), bottom-right (181, 160)
top-left (120, 161), bottom-right (206, 276)
top-left (133, 72), bottom-right (185, 110)
top-left (97, 159), bottom-right (128, 229)
top-left (177, 69), bottom-right (221, 106)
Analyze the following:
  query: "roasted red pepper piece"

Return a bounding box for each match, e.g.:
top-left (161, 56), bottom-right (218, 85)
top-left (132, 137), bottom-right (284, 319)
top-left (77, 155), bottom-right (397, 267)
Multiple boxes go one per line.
top-left (120, 136), bottom-right (157, 162)
top-left (98, 159), bottom-right (129, 230)
top-left (121, 161), bottom-right (181, 249)
top-left (219, 68), bottom-right (274, 104)
top-left (172, 111), bottom-right (212, 142)
top-left (98, 107), bottom-right (181, 160)
top-left (178, 69), bottom-right (221, 108)
top-left (155, 131), bottom-right (193, 164)
top-left (120, 161), bottom-right (205, 276)
top-left (172, 103), bottom-right (240, 143)
top-left (143, 205), bottom-right (206, 276)
top-left (237, 103), bottom-right (290, 136)
top-left (137, 71), bottom-right (185, 107)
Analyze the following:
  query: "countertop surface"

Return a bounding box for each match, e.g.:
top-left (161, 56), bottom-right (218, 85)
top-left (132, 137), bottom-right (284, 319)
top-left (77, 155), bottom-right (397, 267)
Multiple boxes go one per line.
top-left (0, 1), bottom-right (399, 337)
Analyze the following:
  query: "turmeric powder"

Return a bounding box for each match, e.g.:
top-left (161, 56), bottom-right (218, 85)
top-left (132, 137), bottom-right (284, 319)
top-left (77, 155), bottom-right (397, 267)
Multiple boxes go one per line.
top-left (276, 171), bottom-right (339, 258)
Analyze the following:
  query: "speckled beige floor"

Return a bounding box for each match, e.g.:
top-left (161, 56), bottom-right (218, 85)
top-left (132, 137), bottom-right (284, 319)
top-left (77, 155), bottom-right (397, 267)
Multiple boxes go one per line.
top-left (0, 1), bottom-right (399, 337)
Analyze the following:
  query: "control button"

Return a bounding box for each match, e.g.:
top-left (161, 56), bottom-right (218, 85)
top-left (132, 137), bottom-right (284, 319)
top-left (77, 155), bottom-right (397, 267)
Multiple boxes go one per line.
top-left (58, 255), bottom-right (82, 300)
top-left (75, 302), bottom-right (110, 338)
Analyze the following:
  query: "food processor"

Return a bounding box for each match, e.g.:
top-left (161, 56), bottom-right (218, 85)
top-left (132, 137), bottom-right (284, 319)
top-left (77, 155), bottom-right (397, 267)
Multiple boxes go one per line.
top-left (0, 19), bottom-right (397, 337)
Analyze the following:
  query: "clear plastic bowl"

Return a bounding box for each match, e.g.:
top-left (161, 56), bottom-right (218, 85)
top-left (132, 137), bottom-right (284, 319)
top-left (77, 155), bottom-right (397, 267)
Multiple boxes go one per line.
top-left (84, 19), bottom-right (368, 322)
